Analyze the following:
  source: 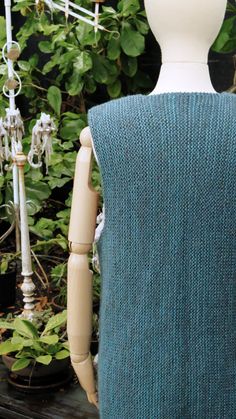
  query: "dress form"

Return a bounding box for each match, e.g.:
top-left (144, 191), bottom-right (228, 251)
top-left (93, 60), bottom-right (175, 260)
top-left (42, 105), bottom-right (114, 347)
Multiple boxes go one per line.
top-left (67, 0), bottom-right (228, 410)
top-left (92, 0), bottom-right (227, 233)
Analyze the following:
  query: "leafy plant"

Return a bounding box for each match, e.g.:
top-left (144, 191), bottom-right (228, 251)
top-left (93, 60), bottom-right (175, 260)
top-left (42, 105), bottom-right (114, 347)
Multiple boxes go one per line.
top-left (0, 1), bottom-right (153, 292)
top-left (0, 309), bottom-right (69, 371)
top-left (212, 1), bottom-right (236, 53)
top-left (0, 253), bottom-right (17, 274)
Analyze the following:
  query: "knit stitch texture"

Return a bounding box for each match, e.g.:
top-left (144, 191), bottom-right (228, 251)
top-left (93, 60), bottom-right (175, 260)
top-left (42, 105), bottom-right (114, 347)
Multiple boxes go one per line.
top-left (88, 92), bottom-right (236, 419)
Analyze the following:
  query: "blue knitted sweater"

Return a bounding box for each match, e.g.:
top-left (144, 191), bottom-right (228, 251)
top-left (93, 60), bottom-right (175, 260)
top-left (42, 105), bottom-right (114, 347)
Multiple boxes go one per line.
top-left (88, 92), bottom-right (236, 419)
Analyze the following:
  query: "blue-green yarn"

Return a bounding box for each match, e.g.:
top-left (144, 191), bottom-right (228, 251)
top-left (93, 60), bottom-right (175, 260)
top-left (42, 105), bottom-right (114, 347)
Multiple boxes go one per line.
top-left (88, 92), bottom-right (236, 419)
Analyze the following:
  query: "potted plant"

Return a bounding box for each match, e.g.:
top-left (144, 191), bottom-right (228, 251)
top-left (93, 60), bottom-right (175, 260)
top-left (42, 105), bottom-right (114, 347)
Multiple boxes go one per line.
top-left (0, 309), bottom-right (71, 391)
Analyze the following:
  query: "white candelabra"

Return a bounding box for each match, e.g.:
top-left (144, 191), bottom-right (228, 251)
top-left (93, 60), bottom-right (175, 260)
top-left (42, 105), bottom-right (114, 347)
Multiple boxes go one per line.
top-left (1, 0), bottom-right (105, 317)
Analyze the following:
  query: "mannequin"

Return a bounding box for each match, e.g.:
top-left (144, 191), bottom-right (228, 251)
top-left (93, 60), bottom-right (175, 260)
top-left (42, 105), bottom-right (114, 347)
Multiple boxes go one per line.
top-left (67, 0), bottom-right (229, 413)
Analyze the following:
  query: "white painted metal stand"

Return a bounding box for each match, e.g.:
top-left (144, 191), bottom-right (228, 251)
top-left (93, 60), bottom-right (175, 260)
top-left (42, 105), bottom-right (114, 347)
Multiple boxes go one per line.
top-left (1, 0), bottom-right (106, 318)
top-left (4, 0), bottom-right (20, 252)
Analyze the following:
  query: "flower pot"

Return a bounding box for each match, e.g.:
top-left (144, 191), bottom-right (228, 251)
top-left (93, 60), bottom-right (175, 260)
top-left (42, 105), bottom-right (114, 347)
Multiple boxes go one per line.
top-left (0, 269), bottom-right (16, 308)
top-left (2, 354), bottom-right (73, 393)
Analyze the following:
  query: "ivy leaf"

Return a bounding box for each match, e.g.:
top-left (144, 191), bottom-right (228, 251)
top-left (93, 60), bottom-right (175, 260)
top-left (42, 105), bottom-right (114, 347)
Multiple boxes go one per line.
top-left (47, 86), bottom-right (62, 116)
top-left (48, 177), bottom-right (71, 189)
top-left (11, 358), bottom-right (31, 372)
top-left (30, 217), bottom-right (56, 239)
top-left (25, 179), bottom-right (51, 216)
top-left (59, 117), bottom-right (86, 141)
top-left (120, 22), bottom-right (145, 57)
top-left (36, 355), bottom-right (52, 365)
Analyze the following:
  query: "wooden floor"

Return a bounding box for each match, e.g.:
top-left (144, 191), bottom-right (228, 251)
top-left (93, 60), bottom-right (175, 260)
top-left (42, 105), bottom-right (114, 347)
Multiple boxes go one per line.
top-left (0, 362), bottom-right (99, 419)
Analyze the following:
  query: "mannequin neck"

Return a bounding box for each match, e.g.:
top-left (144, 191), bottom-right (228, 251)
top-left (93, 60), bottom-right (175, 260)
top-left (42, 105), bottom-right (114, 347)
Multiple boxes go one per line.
top-left (151, 62), bottom-right (216, 95)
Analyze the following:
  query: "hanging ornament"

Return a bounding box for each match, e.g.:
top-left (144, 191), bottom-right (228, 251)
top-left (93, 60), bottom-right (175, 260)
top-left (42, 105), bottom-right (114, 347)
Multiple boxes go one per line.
top-left (35, 0), bottom-right (45, 14)
top-left (28, 113), bottom-right (56, 173)
top-left (2, 41), bottom-right (22, 98)
top-left (6, 45), bottom-right (20, 61)
top-left (3, 108), bottom-right (24, 156)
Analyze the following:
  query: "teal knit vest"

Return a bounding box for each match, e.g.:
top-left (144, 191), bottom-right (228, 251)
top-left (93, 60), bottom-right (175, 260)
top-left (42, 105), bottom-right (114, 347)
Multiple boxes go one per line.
top-left (88, 92), bottom-right (236, 419)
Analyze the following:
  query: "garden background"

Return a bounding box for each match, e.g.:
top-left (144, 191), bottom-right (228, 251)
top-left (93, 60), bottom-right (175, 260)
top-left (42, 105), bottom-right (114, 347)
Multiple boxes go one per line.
top-left (0, 0), bottom-right (235, 342)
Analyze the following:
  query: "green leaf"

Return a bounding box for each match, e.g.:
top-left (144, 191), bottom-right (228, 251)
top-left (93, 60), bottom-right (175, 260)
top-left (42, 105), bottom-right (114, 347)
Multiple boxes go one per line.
top-left (25, 179), bottom-right (51, 215)
top-left (38, 41), bottom-right (52, 53)
top-left (39, 335), bottom-right (59, 345)
top-left (18, 60), bottom-right (31, 72)
top-left (121, 55), bottom-right (137, 77)
top-left (118, 0), bottom-right (140, 16)
top-left (76, 22), bottom-right (99, 46)
top-left (42, 310), bottom-right (67, 335)
top-left (120, 22), bottom-right (145, 57)
top-left (91, 53), bottom-right (119, 84)
top-left (84, 75), bottom-right (97, 94)
top-left (29, 53), bottom-right (39, 68)
top-left (133, 70), bottom-right (153, 88)
top-left (107, 37), bottom-right (121, 60)
top-left (36, 355), bottom-right (52, 365)
top-left (212, 16), bottom-right (236, 52)
top-left (59, 118), bottom-right (86, 141)
top-left (0, 259), bottom-right (8, 274)
top-left (133, 17), bottom-right (150, 35)
top-left (14, 318), bottom-right (39, 339)
top-left (0, 17), bottom-right (6, 48)
top-left (55, 349), bottom-right (70, 360)
top-left (47, 86), bottom-right (62, 116)
top-left (30, 217), bottom-right (56, 239)
top-left (48, 177), bottom-right (71, 189)
top-left (65, 72), bottom-right (84, 96)
top-left (74, 51), bottom-right (93, 74)
top-left (0, 340), bottom-right (23, 355)
top-left (11, 357), bottom-right (31, 372)
top-left (107, 79), bottom-right (122, 98)
top-left (11, 336), bottom-right (24, 345)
